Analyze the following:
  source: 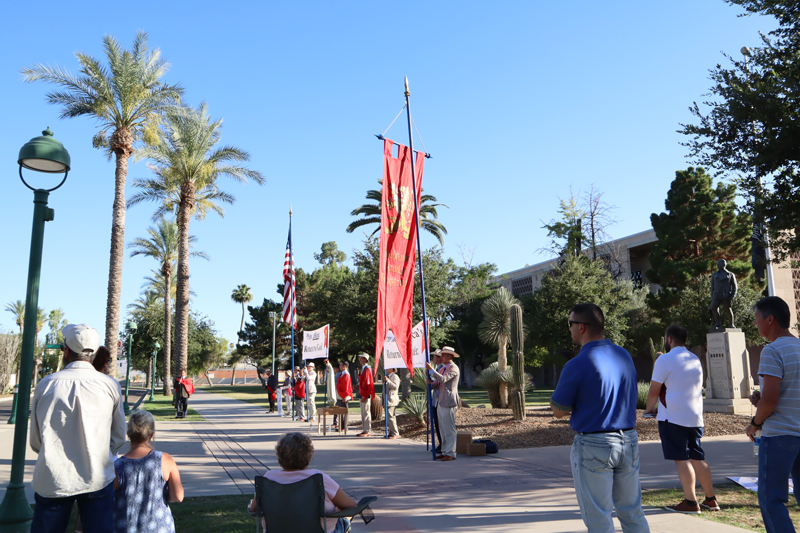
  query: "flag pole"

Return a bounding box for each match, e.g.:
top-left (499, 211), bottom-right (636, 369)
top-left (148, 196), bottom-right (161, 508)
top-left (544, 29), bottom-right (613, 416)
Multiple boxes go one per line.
top-left (290, 207), bottom-right (296, 422)
top-left (403, 77), bottom-right (436, 461)
top-left (384, 368), bottom-right (389, 439)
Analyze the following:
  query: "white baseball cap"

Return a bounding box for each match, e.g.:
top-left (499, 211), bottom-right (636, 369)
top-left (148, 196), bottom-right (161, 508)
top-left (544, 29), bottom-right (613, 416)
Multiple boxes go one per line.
top-left (62, 324), bottom-right (101, 356)
top-left (306, 362), bottom-right (315, 368)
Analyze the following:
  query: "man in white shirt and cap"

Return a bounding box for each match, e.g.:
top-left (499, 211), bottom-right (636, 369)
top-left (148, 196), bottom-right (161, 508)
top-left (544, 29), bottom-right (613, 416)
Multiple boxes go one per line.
top-left (30, 324), bottom-right (126, 532)
top-left (303, 362), bottom-right (318, 422)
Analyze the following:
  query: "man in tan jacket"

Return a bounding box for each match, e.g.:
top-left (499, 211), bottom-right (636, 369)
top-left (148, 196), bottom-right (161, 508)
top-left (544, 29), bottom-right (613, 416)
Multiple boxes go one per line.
top-left (426, 346), bottom-right (460, 461)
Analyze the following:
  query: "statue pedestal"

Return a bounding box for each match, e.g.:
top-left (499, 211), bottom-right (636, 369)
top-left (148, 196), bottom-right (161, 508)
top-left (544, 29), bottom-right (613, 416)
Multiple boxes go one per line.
top-left (704, 329), bottom-right (753, 415)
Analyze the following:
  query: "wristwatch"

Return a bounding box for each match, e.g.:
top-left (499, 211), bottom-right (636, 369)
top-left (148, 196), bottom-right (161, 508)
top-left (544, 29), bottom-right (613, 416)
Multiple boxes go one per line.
top-left (750, 416), bottom-right (763, 428)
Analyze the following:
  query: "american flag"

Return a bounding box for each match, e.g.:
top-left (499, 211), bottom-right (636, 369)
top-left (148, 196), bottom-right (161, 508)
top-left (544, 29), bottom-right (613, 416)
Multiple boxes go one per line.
top-left (282, 226), bottom-right (296, 329)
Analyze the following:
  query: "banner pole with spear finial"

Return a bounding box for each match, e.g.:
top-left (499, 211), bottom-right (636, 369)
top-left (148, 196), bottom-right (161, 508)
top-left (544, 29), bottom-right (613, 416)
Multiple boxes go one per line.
top-left (403, 77), bottom-right (436, 461)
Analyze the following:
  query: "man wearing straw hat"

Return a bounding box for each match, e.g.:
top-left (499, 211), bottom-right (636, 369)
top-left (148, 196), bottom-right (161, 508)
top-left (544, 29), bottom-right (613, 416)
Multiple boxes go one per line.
top-left (426, 346), bottom-right (460, 461)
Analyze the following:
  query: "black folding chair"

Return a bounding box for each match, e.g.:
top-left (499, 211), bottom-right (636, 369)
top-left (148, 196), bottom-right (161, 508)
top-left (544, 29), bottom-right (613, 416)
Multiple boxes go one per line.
top-left (254, 474), bottom-right (377, 533)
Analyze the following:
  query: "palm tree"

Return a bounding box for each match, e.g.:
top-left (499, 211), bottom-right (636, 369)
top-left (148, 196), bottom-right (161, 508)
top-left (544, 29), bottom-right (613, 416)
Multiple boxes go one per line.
top-left (229, 284), bottom-right (253, 387)
top-left (477, 287), bottom-right (519, 408)
top-left (4, 301), bottom-right (25, 334)
top-left (231, 284), bottom-right (253, 344)
top-left (345, 186), bottom-right (448, 246)
top-left (22, 32), bottom-right (184, 376)
top-left (127, 290), bottom-right (161, 315)
top-left (130, 103), bottom-right (264, 379)
top-left (129, 218), bottom-right (208, 394)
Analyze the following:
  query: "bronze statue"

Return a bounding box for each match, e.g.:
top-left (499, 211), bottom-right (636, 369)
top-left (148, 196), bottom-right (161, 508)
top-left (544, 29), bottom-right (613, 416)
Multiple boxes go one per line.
top-left (710, 258), bottom-right (738, 328)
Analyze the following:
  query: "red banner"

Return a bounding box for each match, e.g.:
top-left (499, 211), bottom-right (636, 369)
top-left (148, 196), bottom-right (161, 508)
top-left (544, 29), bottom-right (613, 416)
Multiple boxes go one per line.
top-left (375, 139), bottom-right (424, 375)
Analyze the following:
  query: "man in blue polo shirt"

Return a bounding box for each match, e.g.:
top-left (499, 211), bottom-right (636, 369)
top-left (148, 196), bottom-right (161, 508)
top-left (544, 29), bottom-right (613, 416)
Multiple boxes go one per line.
top-left (551, 303), bottom-right (650, 533)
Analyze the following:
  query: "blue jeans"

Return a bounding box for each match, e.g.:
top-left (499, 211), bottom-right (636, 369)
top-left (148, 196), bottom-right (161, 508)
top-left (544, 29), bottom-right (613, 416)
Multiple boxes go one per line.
top-left (570, 430), bottom-right (650, 533)
top-left (758, 435), bottom-right (800, 533)
top-left (332, 517), bottom-right (350, 533)
top-left (32, 482), bottom-right (114, 533)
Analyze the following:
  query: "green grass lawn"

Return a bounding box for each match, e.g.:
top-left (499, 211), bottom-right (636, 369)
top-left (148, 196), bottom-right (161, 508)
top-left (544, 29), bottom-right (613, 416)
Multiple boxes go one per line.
top-left (641, 483), bottom-right (800, 532)
top-left (172, 495), bottom-right (254, 532)
top-left (137, 392), bottom-right (204, 422)
top-left (203, 384), bottom-right (554, 413)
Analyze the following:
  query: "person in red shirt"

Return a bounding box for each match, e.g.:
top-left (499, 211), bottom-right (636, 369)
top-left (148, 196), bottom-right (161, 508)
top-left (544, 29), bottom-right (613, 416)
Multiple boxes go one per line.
top-left (294, 369), bottom-right (306, 421)
top-left (333, 361), bottom-right (352, 432)
top-left (357, 354), bottom-right (375, 437)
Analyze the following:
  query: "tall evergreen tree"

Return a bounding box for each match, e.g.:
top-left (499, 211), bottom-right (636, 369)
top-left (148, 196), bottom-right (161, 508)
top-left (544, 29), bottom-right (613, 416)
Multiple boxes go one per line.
top-left (646, 167), bottom-right (754, 313)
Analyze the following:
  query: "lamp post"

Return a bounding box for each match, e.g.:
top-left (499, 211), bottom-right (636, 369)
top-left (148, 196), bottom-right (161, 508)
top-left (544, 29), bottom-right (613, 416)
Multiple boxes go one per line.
top-left (0, 128), bottom-right (71, 530)
top-left (742, 46), bottom-right (776, 296)
top-left (149, 342), bottom-right (160, 402)
top-left (269, 311), bottom-right (277, 374)
top-left (123, 321), bottom-right (137, 414)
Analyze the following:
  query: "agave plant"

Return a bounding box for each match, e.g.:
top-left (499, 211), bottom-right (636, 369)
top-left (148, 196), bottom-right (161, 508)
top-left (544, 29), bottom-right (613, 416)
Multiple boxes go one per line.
top-left (474, 362), bottom-right (514, 408)
top-left (399, 393), bottom-right (427, 425)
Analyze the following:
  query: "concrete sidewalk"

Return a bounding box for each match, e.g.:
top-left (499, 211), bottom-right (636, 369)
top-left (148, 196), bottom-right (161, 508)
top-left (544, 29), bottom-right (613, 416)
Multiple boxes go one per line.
top-left (0, 389), bottom-right (758, 532)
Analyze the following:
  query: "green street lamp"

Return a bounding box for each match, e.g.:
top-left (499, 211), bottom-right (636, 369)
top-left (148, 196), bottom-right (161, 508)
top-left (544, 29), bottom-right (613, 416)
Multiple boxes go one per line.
top-left (149, 342), bottom-right (160, 402)
top-left (269, 311), bottom-right (277, 375)
top-left (123, 321), bottom-right (137, 414)
top-left (0, 128), bottom-right (71, 531)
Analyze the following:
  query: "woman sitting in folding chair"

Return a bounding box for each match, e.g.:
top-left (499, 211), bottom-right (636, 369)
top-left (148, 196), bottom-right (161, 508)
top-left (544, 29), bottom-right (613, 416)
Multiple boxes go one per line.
top-left (249, 432), bottom-right (373, 533)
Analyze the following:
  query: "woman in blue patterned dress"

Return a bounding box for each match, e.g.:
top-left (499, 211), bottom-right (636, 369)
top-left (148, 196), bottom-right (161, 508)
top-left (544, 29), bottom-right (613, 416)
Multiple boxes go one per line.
top-left (113, 410), bottom-right (184, 533)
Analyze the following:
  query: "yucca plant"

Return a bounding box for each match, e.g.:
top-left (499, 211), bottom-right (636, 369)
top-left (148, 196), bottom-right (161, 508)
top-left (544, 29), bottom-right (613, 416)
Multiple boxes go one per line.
top-left (399, 393), bottom-right (427, 425)
top-left (474, 362), bottom-right (513, 408)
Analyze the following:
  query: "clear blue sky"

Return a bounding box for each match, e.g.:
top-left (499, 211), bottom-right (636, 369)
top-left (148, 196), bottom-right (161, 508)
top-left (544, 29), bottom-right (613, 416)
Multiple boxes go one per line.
top-left (0, 1), bottom-right (776, 346)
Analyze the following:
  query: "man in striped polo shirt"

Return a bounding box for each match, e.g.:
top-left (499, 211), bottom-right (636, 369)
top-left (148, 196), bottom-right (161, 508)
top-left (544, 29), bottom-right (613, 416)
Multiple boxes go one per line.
top-left (746, 296), bottom-right (800, 533)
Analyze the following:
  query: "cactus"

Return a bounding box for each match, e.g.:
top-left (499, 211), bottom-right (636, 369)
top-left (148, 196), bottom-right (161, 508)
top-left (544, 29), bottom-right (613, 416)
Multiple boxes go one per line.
top-left (509, 303), bottom-right (526, 420)
top-left (648, 337), bottom-right (665, 362)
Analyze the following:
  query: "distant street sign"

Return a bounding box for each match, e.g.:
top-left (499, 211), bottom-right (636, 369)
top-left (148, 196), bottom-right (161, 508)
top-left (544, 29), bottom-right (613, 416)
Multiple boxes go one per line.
top-left (45, 344), bottom-right (61, 350)
top-left (117, 340), bottom-right (122, 349)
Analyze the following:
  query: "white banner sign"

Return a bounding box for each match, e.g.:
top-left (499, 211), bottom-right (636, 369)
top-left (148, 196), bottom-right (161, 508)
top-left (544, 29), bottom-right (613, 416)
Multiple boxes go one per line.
top-left (302, 325), bottom-right (329, 360)
top-left (383, 321), bottom-right (427, 369)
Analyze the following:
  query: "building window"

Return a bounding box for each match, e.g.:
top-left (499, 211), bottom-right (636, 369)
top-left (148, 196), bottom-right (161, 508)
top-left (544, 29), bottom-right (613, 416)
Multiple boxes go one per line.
top-left (511, 276), bottom-right (533, 297)
top-left (631, 270), bottom-right (643, 289)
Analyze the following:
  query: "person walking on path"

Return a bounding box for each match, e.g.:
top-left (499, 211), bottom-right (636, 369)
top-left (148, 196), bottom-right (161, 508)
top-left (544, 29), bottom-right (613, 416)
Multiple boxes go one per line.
top-left (113, 410), bottom-right (184, 533)
top-left (266, 369), bottom-right (278, 413)
top-left (426, 349), bottom-right (444, 454)
top-left (324, 358), bottom-right (338, 407)
top-left (333, 361), bottom-right (352, 432)
top-left (30, 324), bottom-right (127, 533)
top-left (745, 296), bottom-right (800, 533)
top-left (385, 367), bottom-right (401, 439)
top-left (304, 362), bottom-right (318, 422)
top-left (644, 324), bottom-right (719, 514)
top-left (357, 354), bottom-right (375, 437)
top-left (550, 304), bottom-right (650, 533)
top-left (425, 346), bottom-right (460, 461)
top-left (173, 370), bottom-right (193, 418)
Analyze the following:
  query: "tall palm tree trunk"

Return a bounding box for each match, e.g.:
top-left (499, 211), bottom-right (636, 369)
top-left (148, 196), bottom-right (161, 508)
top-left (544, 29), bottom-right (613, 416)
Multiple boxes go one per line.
top-left (497, 335), bottom-right (508, 408)
top-left (105, 138), bottom-right (133, 377)
top-left (173, 183), bottom-right (194, 381)
top-left (162, 263), bottom-right (173, 395)
top-left (239, 302), bottom-right (246, 343)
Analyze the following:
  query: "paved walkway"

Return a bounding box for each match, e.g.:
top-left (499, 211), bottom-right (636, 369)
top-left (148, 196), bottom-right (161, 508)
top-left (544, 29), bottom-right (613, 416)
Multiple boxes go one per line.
top-left (0, 389), bottom-right (759, 532)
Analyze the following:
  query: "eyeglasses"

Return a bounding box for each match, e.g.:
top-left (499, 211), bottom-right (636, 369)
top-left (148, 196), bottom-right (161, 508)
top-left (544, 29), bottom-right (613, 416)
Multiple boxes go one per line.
top-left (568, 320), bottom-right (591, 328)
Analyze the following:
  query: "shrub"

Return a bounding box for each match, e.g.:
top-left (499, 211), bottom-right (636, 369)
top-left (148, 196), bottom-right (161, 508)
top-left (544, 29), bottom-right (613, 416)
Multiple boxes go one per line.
top-left (637, 381), bottom-right (650, 410)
